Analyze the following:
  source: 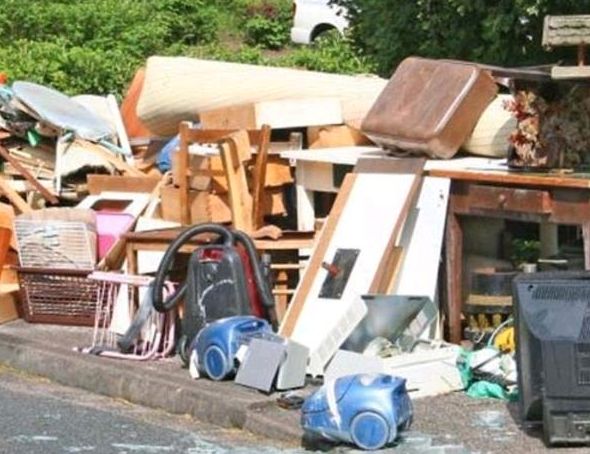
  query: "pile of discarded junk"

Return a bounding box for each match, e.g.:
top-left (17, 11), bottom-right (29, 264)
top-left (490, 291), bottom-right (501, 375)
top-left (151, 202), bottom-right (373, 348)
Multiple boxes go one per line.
top-left (2, 14), bottom-right (590, 450)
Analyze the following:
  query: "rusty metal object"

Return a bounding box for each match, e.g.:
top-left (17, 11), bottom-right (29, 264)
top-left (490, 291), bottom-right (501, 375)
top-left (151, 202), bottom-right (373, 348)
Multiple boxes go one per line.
top-left (362, 57), bottom-right (498, 159)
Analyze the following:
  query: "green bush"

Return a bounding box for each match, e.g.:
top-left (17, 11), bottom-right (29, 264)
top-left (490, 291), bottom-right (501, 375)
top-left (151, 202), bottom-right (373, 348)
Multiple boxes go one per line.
top-left (0, 0), bottom-right (219, 95)
top-left (278, 33), bottom-right (375, 74)
top-left (0, 40), bottom-right (141, 95)
top-left (186, 36), bottom-right (375, 75)
top-left (244, 16), bottom-right (290, 50)
top-left (243, 0), bottom-right (292, 49)
top-left (332, 0), bottom-right (590, 76)
top-left (185, 44), bottom-right (271, 66)
top-left (0, 0), bottom-right (376, 98)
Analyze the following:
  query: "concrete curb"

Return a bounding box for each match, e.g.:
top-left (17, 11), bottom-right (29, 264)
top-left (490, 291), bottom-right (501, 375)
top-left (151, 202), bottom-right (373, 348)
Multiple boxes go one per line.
top-left (0, 330), bottom-right (302, 444)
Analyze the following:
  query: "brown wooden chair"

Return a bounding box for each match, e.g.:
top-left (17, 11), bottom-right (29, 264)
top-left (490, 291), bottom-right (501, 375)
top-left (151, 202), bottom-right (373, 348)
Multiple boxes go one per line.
top-left (217, 129), bottom-right (317, 319)
top-left (176, 121), bottom-right (271, 227)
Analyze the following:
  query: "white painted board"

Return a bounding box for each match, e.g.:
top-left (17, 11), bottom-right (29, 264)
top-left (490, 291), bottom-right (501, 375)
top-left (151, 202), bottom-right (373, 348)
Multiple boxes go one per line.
top-left (325, 347), bottom-right (463, 399)
top-left (254, 97), bottom-right (343, 129)
top-left (280, 146), bottom-right (384, 165)
top-left (391, 177), bottom-right (450, 340)
top-left (382, 346), bottom-right (463, 398)
top-left (77, 192), bottom-right (150, 218)
top-left (288, 173), bottom-right (417, 376)
top-left (135, 217), bottom-right (180, 275)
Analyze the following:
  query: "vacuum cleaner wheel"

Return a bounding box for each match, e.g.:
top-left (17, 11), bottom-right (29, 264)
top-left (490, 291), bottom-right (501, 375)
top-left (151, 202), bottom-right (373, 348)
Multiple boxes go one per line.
top-left (350, 411), bottom-right (391, 451)
top-left (204, 345), bottom-right (229, 380)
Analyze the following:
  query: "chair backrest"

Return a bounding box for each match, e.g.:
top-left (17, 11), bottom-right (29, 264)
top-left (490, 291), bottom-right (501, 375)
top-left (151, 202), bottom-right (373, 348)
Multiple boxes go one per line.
top-left (176, 122), bottom-right (271, 226)
top-left (218, 130), bottom-right (256, 233)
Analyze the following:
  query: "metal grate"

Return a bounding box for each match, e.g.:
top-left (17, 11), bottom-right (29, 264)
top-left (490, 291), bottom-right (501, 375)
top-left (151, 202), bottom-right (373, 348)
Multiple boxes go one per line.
top-left (15, 220), bottom-right (95, 269)
top-left (532, 285), bottom-right (590, 301)
top-left (18, 268), bottom-right (107, 325)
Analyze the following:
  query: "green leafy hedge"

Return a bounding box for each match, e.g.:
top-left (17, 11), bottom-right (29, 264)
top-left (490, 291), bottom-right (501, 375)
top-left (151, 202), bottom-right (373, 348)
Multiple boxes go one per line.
top-left (0, 0), bottom-right (375, 97)
top-left (0, 0), bottom-right (218, 95)
top-left (187, 34), bottom-right (375, 75)
top-left (332, 0), bottom-right (590, 76)
top-left (243, 0), bottom-right (292, 49)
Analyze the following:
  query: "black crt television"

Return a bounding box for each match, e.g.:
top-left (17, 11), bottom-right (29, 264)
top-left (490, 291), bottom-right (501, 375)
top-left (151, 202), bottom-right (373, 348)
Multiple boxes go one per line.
top-left (514, 271), bottom-right (590, 445)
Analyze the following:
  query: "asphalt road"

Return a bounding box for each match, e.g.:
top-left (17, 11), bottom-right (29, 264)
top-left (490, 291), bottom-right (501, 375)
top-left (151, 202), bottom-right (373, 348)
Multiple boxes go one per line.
top-left (0, 364), bottom-right (474, 454)
top-left (0, 365), bottom-right (302, 454)
top-left (2, 363), bottom-right (581, 454)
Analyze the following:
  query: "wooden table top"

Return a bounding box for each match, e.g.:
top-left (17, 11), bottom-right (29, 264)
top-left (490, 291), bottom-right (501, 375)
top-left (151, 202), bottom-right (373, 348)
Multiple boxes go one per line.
top-left (123, 227), bottom-right (315, 250)
top-left (278, 148), bottom-right (590, 189)
top-left (427, 168), bottom-right (590, 189)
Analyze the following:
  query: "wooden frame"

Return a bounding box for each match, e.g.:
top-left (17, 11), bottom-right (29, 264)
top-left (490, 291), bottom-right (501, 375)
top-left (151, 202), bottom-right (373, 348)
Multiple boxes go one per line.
top-left (437, 173), bottom-right (590, 343)
top-left (177, 122), bottom-right (271, 226)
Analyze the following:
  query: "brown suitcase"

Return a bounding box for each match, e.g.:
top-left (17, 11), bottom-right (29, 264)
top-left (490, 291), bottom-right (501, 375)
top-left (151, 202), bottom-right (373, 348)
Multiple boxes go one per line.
top-left (361, 57), bottom-right (498, 159)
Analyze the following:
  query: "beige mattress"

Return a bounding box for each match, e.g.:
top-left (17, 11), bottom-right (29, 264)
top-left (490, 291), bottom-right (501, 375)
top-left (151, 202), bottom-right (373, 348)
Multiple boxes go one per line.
top-left (136, 56), bottom-right (387, 136)
top-left (463, 94), bottom-right (516, 158)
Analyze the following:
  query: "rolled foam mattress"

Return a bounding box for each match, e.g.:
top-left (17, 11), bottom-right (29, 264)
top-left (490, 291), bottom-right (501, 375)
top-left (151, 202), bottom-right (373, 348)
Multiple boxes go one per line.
top-left (136, 56), bottom-right (387, 136)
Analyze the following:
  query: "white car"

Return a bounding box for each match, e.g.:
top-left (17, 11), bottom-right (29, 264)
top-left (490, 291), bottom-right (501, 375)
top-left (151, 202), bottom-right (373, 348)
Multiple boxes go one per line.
top-left (290, 0), bottom-right (349, 44)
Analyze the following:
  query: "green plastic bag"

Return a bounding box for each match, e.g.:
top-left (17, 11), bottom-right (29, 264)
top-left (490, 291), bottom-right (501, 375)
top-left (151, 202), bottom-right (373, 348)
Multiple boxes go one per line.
top-left (467, 381), bottom-right (518, 402)
top-left (457, 348), bottom-right (518, 402)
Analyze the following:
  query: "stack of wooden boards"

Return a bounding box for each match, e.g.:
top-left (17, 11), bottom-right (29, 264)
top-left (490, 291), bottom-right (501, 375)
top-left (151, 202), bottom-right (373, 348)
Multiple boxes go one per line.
top-left (117, 57), bottom-right (381, 228)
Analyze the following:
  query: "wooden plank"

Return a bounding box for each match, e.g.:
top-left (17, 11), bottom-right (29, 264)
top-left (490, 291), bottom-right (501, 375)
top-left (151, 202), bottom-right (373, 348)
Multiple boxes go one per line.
top-left (308, 125), bottom-right (372, 149)
top-left (171, 152), bottom-right (212, 191)
top-left (543, 15), bottom-right (590, 47)
top-left (178, 122), bottom-right (191, 224)
top-left (218, 131), bottom-right (254, 233)
top-left (445, 208), bottom-right (463, 344)
top-left (427, 167), bottom-right (590, 189)
top-left (551, 189), bottom-right (590, 224)
top-left (87, 174), bottom-right (160, 195)
top-left (252, 125), bottom-right (271, 230)
top-left (382, 246), bottom-right (405, 294)
top-left (264, 156), bottom-right (293, 187)
top-left (0, 145), bottom-right (58, 204)
top-left (160, 185), bottom-right (211, 225)
top-left (369, 171), bottom-right (423, 293)
top-left (0, 178), bottom-right (32, 214)
top-left (77, 140), bottom-right (144, 177)
top-left (357, 157), bottom-right (425, 293)
top-left (452, 183), bottom-right (552, 215)
top-left (355, 157), bottom-right (425, 175)
top-left (281, 146), bottom-right (384, 165)
top-left (198, 104), bottom-right (256, 130)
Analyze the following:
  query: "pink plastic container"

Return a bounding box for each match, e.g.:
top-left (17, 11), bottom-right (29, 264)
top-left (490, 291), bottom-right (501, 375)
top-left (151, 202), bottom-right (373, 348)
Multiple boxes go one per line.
top-left (96, 212), bottom-right (135, 259)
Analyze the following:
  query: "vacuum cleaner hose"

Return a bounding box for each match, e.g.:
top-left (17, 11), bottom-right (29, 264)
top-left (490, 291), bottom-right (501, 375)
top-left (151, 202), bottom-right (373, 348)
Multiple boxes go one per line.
top-left (152, 224), bottom-right (234, 313)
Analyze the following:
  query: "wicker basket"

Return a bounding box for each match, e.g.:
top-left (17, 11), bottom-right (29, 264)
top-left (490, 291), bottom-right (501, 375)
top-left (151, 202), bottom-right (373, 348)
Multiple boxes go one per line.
top-left (17, 267), bottom-right (108, 325)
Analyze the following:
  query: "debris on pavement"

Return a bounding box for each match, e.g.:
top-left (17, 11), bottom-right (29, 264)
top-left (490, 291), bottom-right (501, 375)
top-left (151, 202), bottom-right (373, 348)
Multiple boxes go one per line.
top-left (3, 16), bottom-right (590, 450)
